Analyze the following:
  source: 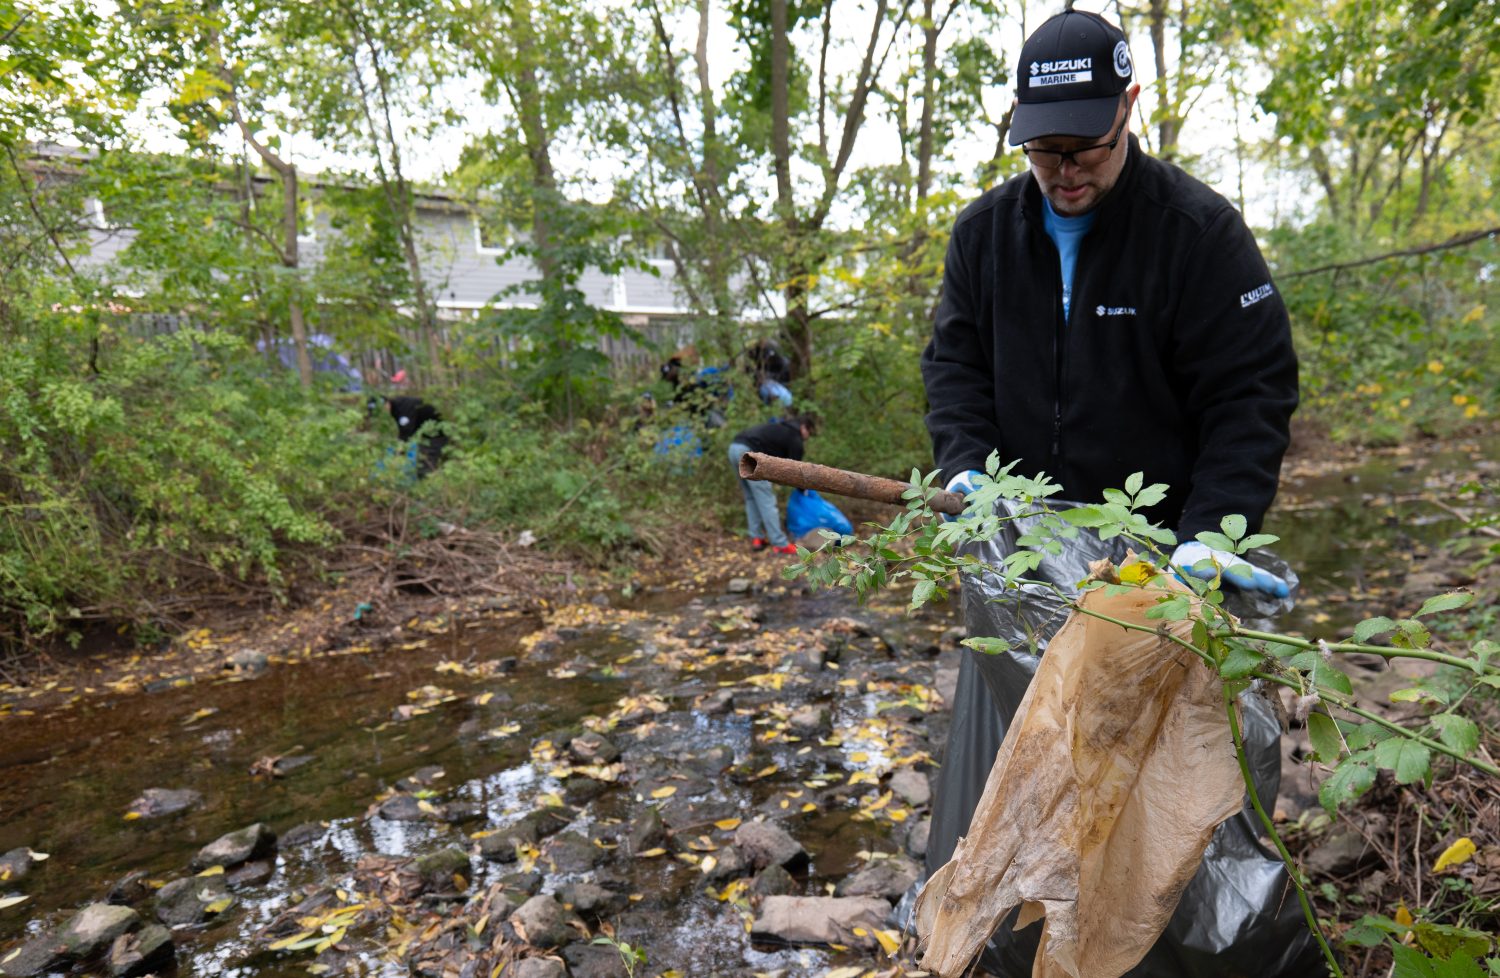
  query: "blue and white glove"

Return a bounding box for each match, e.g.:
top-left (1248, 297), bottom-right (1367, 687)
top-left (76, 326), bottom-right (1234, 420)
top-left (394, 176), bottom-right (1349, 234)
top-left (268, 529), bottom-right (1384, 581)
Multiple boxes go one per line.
top-left (941, 469), bottom-right (983, 522)
top-left (1171, 541), bottom-right (1289, 597)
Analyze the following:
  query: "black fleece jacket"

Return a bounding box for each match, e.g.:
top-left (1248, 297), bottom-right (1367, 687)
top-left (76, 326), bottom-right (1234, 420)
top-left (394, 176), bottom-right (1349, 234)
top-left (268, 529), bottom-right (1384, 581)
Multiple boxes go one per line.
top-left (920, 135), bottom-right (1297, 539)
top-left (731, 419), bottom-right (805, 462)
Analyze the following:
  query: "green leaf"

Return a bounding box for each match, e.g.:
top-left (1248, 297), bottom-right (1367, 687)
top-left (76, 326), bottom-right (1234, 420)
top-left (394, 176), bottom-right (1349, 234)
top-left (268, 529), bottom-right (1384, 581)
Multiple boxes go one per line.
top-left (1430, 714), bottom-right (1480, 754)
top-left (1289, 650), bottom-right (1354, 695)
top-left (1374, 736), bottom-right (1431, 784)
top-left (1307, 712), bottom-right (1344, 762)
top-left (1394, 619), bottom-right (1432, 650)
top-left (1239, 533), bottom-right (1279, 550)
top-left (1144, 595), bottom-right (1192, 621)
top-left (1319, 754), bottom-right (1376, 814)
top-left (962, 636), bottom-right (1011, 656)
top-left (1124, 472), bottom-right (1143, 495)
top-left (1219, 643), bottom-right (1266, 680)
top-left (1134, 484), bottom-right (1168, 509)
top-left (1412, 922), bottom-right (1492, 962)
top-left (910, 578), bottom-right (938, 611)
top-left (1353, 616), bottom-right (1398, 644)
top-left (1414, 592), bottom-right (1475, 618)
top-left (1195, 531), bottom-right (1237, 553)
top-left (1220, 514), bottom-right (1247, 541)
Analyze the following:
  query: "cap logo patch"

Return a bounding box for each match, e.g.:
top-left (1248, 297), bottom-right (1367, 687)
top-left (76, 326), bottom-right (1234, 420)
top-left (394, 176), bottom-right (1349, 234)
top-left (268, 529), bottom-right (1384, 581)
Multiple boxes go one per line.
top-left (1029, 57), bottom-right (1093, 87)
top-left (1113, 41), bottom-right (1132, 77)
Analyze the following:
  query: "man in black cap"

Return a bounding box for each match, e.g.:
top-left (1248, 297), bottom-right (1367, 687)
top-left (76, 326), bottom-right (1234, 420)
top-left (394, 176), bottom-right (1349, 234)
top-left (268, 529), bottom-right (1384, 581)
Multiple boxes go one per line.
top-left (922, 6), bottom-right (1297, 588)
top-left (917, 7), bottom-right (1314, 975)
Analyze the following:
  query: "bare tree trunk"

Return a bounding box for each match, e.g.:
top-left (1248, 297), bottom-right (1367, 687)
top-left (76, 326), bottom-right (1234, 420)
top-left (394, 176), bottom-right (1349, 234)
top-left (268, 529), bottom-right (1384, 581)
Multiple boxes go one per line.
top-left (222, 74), bottom-right (313, 388)
top-left (512, 0), bottom-right (560, 286)
top-left (915, 0), bottom-right (937, 203)
top-left (1148, 0), bottom-right (1179, 159)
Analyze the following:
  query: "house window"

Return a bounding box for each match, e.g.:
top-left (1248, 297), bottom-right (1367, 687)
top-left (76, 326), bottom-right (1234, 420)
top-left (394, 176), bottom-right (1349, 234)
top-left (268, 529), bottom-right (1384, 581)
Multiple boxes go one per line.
top-left (473, 214), bottom-right (509, 256)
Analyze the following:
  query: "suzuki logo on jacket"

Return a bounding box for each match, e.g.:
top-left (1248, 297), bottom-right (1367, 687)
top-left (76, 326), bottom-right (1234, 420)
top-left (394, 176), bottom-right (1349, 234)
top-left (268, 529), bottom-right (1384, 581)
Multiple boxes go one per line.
top-left (1096, 304), bottom-right (1137, 317)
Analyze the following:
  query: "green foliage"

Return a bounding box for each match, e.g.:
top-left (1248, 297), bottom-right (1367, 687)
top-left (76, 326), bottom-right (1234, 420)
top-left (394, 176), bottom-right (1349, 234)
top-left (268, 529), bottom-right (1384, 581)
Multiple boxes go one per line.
top-left (0, 314), bottom-right (379, 648)
top-left (790, 462), bottom-right (1499, 975)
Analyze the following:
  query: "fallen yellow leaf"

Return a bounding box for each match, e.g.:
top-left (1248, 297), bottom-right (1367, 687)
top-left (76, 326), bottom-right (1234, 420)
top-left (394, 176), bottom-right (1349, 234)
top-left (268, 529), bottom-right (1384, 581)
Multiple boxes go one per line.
top-left (650, 786), bottom-right (678, 799)
top-left (637, 848), bottom-right (667, 858)
top-left (714, 818), bottom-right (742, 831)
top-left (1432, 837), bottom-right (1477, 873)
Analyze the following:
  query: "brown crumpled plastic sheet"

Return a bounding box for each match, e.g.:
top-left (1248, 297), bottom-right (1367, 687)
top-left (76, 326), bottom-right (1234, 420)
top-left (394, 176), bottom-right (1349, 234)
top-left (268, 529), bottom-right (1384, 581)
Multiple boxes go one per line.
top-left (914, 577), bottom-right (1247, 978)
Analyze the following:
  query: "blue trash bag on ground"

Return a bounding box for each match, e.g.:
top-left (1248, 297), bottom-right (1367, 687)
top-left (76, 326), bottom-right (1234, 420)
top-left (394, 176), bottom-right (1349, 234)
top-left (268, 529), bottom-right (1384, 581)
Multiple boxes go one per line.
top-left (653, 424), bottom-right (704, 458)
top-left (786, 489), bottom-right (854, 539)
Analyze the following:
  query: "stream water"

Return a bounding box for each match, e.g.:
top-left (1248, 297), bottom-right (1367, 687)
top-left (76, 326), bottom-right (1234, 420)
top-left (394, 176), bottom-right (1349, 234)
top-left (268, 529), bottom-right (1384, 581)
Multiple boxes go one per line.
top-left (0, 435), bottom-right (1492, 978)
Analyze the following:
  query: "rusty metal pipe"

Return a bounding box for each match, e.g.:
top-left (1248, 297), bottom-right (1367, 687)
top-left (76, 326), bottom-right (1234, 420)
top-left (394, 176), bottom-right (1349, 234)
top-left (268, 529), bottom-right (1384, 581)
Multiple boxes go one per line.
top-left (738, 452), bottom-right (967, 517)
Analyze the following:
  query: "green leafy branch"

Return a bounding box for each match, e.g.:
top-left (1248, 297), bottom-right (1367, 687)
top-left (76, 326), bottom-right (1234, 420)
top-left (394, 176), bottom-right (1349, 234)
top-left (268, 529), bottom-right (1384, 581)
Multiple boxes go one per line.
top-left (786, 453), bottom-right (1499, 974)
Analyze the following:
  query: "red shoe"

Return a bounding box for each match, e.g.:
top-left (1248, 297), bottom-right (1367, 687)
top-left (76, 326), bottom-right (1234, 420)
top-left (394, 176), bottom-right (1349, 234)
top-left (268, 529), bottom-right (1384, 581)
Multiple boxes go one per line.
top-left (750, 537), bottom-right (768, 551)
top-left (770, 544), bottom-right (797, 555)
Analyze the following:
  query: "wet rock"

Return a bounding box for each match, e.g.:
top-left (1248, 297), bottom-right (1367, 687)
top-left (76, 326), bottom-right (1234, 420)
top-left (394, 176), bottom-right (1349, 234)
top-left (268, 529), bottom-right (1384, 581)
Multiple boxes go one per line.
top-left (787, 704), bottom-right (829, 734)
top-left (726, 578), bottom-right (753, 595)
top-left (694, 689), bottom-right (735, 714)
top-left (0, 848), bottom-right (35, 883)
top-left (500, 872), bottom-right (544, 896)
top-left (509, 895), bottom-right (574, 949)
top-left (558, 882), bottom-right (627, 918)
top-left (836, 855), bottom-right (921, 899)
top-left (563, 776), bottom-right (610, 806)
top-left (512, 959), bottom-right (568, 978)
top-left (439, 801), bottom-right (485, 824)
top-left (703, 844), bottom-right (749, 881)
top-left (734, 820), bottom-right (807, 870)
top-left (0, 934), bottom-right (67, 977)
top-left (270, 754), bottom-right (315, 776)
top-left (106, 923), bottom-right (174, 977)
top-left (627, 808), bottom-right (666, 854)
top-left (415, 848), bottom-right (470, 892)
top-left (888, 769), bottom-right (931, 808)
top-left (479, 822), bottom-right (540, 863)
top-left (126, 788), bottom-right (202, 819)
top-left (750, 896), bottom-right (890, 947)
top-left (880, 704), bottom-right (926, 724)
top-left (106, 870), bottom-right (153, 906)
top-left (569, 732), bottom-right (621, 765)
top-left (1304, 828), bottom-right (1374, 877)
top-left (529, 807), bottom-right (577, 839)
top-left (226, 859), bottom-right (276, 887)
top-left (790, 646), bottom-right (825, 672)
top-left (225, 648), bottom-right (268, 672)
top-left (905, 819), bottom-right (930, 859)
top-left (544, 832), bottom-right (603, 874)
top-left (156, 876), bottom-right (232, 927)
top-left (378, 795), bottom-right (428, 821)
top-left (751, 865), bottom-right (798, 897)
top-left (58, 903), bottom-right (140, 958)
top-left (281, 822), bottom-right (328, 847)
top-left (560, 944), bottom-right (628, 978)
top-left (681, 745), bottom-right (734, 777)
top-left (192, 823), bottom-right (276, 870)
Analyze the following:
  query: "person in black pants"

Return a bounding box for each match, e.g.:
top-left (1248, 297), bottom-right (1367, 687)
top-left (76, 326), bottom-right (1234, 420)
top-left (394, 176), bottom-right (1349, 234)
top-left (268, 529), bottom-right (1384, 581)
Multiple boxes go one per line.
top-left (726, 414), bottom-right (813, 554)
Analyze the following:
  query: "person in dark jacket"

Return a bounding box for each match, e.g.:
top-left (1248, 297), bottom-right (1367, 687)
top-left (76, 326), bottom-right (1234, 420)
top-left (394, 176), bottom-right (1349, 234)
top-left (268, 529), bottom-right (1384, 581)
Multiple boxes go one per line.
top-left (727, 414), bottom-right (813, 554)
top-left (922, 8), bottom-right (1296, 592)
top-left (385, 395), bottom-right (448, 477)
top-left (917, 9), bottom-right (1310, 975)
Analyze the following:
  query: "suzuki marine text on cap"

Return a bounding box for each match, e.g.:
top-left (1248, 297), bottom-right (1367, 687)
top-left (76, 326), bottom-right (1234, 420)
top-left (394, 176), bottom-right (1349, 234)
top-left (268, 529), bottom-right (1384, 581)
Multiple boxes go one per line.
top-left (1009, 9), bottom-right (1133, 145)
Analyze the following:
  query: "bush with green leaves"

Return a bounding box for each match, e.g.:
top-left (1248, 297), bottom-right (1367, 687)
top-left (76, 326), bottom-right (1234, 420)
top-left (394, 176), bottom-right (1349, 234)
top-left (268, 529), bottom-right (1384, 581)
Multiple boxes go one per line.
top-left (789, 454), bottom-right (1499, 975)
top-left (1, 316), bottom-right (379, 649)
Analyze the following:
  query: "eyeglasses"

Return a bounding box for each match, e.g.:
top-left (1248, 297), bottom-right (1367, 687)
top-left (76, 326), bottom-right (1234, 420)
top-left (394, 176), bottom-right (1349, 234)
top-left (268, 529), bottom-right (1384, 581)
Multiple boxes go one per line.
top-left (1022, 106), bottom-right (1128, 170)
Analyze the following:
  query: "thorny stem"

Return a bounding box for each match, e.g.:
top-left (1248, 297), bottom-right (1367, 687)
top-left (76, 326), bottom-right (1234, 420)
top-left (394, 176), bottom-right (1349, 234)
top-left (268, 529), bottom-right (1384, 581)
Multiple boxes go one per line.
top-left (1224, 685), bottom-right (1345, 978)
top-left (1226, 627), bottom-right (1493, 676)
top-left (1063, 601), bottom-right (1500, 778)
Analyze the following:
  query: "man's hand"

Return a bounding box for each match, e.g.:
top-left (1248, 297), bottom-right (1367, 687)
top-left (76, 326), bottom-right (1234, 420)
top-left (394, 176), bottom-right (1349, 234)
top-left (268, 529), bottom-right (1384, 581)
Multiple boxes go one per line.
top-left (941, 470), bottom-right (984, 522)
top-left (1171, 541), bottom-right (1289, 597)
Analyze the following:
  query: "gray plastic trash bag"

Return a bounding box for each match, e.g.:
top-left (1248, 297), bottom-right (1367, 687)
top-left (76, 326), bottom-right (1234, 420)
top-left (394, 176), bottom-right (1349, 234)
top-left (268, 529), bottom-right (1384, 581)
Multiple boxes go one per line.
top-left (913, 499), bottom-right (1323, 977)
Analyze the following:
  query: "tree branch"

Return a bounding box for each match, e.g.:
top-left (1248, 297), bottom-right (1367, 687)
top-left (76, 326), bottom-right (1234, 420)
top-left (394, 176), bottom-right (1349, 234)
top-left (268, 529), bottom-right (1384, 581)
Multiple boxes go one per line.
top-left (1283, 225), bottom-right (1500, 279)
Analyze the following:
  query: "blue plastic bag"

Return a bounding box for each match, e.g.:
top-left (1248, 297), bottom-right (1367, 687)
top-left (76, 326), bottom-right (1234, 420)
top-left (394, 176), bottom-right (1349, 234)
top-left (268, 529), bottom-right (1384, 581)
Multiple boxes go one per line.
top-left (786, 489), bottom-right (854, 539)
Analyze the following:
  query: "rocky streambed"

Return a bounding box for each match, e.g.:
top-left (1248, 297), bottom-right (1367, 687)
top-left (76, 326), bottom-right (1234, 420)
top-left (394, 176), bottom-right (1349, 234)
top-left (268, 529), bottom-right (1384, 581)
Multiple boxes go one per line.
top-left (1, 553), bottom-right (959, 978)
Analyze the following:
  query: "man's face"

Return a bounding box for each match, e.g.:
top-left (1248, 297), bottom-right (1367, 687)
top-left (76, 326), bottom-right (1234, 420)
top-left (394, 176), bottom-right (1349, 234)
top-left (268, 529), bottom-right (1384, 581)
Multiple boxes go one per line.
top-left (1026, 85), bottom-right (1139, 216)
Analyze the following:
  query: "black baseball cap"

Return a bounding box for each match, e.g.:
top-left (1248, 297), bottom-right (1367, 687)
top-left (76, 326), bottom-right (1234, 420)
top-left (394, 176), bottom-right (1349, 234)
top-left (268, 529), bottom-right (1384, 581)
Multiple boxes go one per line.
top-left (1009, 9), bottom-right (1133, 145)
